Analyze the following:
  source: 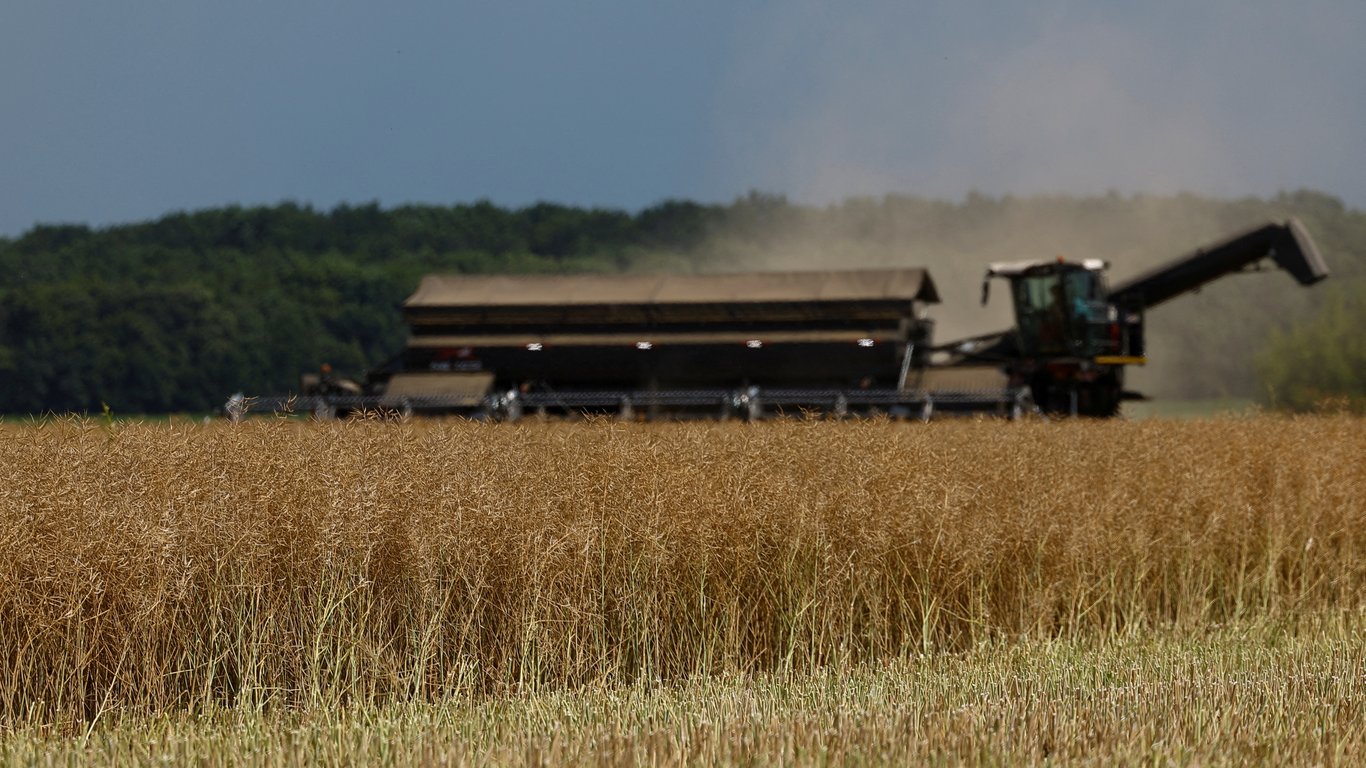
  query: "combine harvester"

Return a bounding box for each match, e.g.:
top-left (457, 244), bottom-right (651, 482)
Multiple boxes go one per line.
top-left (246, 220), bottom-right (1327, 420)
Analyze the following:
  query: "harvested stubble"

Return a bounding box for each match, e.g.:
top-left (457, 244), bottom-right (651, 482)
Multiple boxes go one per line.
top-left (9, 629), bottom-right (1365, 765)
top-left (0, 415), bottom-right (1361, 726)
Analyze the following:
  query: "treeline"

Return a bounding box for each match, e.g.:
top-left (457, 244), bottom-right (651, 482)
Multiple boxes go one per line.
top-left (1258, 283), bottom-right (1366, 412)
top-left (0, 191), bottom-right (1361, 414)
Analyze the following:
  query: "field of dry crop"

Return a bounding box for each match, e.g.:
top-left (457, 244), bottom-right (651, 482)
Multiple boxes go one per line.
top-left (0, 414), bottom-right (1362, 765)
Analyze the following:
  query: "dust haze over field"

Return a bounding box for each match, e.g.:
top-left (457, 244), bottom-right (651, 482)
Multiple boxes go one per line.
top-left (712, 2), bottom-right (1363, 210)
top-left (696, 2), bottom-right (1361, 398)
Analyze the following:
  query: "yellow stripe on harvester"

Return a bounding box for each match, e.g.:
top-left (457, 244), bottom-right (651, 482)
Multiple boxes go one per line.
top-left (1095, 355), bottom-right (1147, 365)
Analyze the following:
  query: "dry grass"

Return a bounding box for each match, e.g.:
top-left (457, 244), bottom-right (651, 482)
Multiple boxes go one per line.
top-left (0, 415), bottom-right (1362, 747)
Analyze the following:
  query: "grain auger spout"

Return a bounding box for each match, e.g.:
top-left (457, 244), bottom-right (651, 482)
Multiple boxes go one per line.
top-left (1107, 219), bottom-right (1328, 311)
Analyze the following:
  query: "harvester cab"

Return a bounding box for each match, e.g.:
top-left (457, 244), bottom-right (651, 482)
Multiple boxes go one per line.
top-left (983, 258), bottom-right (1144, 363)
top-left (977, 258), bottom-right (1142, 417)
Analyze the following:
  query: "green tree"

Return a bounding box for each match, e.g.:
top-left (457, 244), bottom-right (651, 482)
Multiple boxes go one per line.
top-left (1257, 281), bottom-right (1366, 412)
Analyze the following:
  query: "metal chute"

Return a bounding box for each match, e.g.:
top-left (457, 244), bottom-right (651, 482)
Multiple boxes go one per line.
top-left (1108, 219), bottom-right (1327, 310)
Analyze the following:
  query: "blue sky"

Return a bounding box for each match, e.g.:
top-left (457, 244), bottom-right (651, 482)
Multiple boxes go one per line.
top-left (2, 0), bottom-right (1363, 235)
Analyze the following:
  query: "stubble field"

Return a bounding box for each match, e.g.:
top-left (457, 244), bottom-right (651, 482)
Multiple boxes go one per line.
top-left (0, 414), bottom-right (1362, 765)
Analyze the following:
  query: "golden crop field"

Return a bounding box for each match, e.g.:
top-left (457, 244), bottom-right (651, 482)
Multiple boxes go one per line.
top-left (0, 415), bottom-right (1362, 765)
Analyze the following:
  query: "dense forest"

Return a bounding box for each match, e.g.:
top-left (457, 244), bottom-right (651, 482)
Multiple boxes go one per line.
top-left (0, 191), bottom-right (1361, 414)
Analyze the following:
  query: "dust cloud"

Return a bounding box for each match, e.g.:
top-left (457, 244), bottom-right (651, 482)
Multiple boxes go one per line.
top-left (709, 2), bottom-right (1364, 209)
top-left (692, 2), bottom-right (1349, 398)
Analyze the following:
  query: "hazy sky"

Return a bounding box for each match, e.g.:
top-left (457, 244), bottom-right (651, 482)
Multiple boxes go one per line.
top-left (3, 0), bottom-right (1363, 235)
